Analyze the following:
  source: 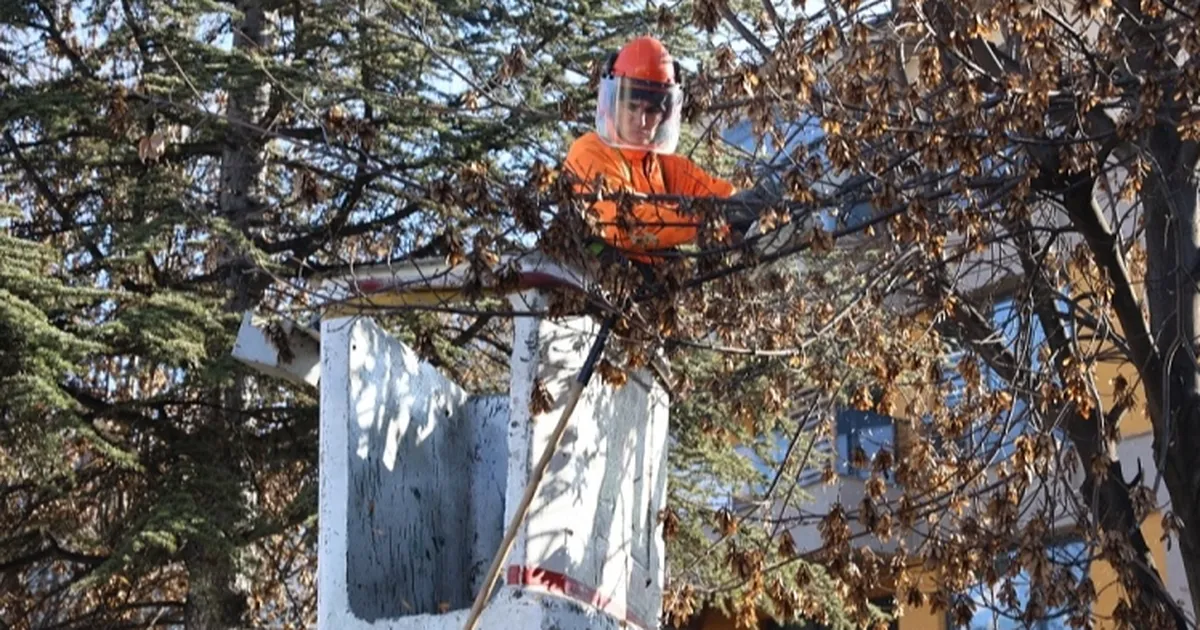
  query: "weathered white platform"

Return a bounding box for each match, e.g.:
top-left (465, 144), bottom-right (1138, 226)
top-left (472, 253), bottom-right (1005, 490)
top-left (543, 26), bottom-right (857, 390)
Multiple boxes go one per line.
top-left (318, 316), bottom-right (502, 622)
top-left (231, 312), bottom-right (321, 388)
top-left (236, 254), bottom-right (671, 629)
top-left (502, 291), bottom-right (670, 630)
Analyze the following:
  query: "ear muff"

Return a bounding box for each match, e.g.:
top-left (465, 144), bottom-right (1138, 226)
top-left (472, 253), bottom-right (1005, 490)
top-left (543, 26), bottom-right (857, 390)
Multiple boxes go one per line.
top-left (602, 53), bottom-right (618, 79)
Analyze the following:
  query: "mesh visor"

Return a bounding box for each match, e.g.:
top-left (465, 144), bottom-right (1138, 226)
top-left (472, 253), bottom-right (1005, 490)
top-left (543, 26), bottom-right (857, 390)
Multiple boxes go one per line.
top-left (595, 76), bottom-right (683, 154)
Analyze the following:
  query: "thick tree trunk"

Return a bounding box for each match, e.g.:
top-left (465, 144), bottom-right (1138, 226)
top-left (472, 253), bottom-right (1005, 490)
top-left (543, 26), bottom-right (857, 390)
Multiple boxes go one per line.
top-left (941, 204), bottom-right (1188, 627)
top-left (1006, 210), bottom-right (1185, 627)
top-left (1142, 144), bottom-right (1200, 622)
top-left (185, 0), bottom-right (273, 626)
top-left (1009, 208), bottom-right (1187, 628)
top-left (912, 0), bottom-right (1200, 621)
top-left (1002, 181), bottom-right (1188, 629)
top-left (184, 547), bottom-right (247, 629)
top-left (1178, 531), bottom-right (1200, 624)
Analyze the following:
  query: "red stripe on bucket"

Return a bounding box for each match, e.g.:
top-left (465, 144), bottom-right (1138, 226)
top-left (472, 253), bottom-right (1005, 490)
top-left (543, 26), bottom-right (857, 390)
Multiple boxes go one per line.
top-left (505, 565), bottom-right (652, 629)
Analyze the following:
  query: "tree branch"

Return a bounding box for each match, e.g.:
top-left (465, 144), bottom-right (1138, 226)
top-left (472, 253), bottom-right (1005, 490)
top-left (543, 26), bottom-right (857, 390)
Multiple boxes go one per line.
top-left (1060, 175), bottom-right (1164, 420)
top-left (718, 1), bottom-right (772, 59)
top-left (34, 1), bottom-right (96, 79)
top-left (0, 537), bottom-right (107, 574)
top-left (451, 315), bottom-right (492, 347)
top-left (267, 172), bottom-right (383, 257)
top-left (1, 130), bottom-right (107, 266)
top-left (995, 210), bottom-right (1188, 629)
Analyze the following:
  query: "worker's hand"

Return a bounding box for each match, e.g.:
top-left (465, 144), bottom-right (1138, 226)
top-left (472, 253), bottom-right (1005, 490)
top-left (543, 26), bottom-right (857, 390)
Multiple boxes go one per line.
top-left (726, 175), bottom-right (784, 235)
top-left (745, 218), bottom-right (800, 257)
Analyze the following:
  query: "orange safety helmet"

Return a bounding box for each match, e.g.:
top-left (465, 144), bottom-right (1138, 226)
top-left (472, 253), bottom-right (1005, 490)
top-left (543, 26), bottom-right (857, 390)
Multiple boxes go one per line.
top-left (610, 36), bottom-right (680, 84)
top-left (595, 36), bottom-right (684, 154)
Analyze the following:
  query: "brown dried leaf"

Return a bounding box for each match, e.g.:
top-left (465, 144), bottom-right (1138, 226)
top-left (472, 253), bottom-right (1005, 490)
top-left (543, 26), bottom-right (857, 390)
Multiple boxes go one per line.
top-left (136, 131), bottom-right (166, 163)
top-left (530, 379), bottom-right (554, 416)
top-left (715, 507), bottom-right (738, 537)
top-left (658, 507), bottom-right (680, 542)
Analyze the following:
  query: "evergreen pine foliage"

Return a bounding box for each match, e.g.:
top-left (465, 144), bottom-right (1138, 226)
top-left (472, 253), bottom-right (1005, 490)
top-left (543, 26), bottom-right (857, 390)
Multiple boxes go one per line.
top-left (3, 1), bottom-right (841, 628)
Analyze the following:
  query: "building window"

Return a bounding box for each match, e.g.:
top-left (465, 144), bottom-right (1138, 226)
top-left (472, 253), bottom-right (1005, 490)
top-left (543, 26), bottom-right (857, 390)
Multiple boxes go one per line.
top-left (835, 408), bottom-right (895, 479)
top-left (935, 295), bottom-right (1054, 464)
top-left (952, 539), bottom-right (1089, 630)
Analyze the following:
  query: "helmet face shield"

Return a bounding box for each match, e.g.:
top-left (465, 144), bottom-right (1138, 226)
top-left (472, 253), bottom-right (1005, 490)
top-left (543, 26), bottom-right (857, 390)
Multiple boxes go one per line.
top-left (595, 76), bottom-right (682, 154)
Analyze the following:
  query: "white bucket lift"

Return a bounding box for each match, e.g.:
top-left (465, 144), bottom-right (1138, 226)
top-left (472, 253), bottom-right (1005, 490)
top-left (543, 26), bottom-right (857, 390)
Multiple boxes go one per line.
top-left (233, 252), bottom-right (671, 630)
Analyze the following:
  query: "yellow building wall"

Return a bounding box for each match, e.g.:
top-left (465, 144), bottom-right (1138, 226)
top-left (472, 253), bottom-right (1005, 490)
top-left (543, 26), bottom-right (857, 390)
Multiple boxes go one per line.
top-left (1087, 507), bottom-right (1167, 629)
top-left (1091, 354), bottom-right (1153, 440)
top-left (898, 599), bottom-right (946, 630)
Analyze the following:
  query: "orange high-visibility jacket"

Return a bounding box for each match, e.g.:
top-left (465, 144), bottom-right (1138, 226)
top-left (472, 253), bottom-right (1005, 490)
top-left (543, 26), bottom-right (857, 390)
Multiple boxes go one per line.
top-left (564, 131), bottom-right (736, 254)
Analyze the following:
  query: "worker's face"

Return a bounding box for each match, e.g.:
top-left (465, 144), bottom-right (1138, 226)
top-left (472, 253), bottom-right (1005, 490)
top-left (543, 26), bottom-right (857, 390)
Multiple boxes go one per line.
top-left (617, 99), bottom-right (665, 145)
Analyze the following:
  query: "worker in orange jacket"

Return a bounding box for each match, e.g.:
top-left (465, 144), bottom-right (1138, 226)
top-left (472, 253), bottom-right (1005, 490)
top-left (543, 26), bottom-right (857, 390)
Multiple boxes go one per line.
top-left (565, 36), bottom-right (762, 260)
